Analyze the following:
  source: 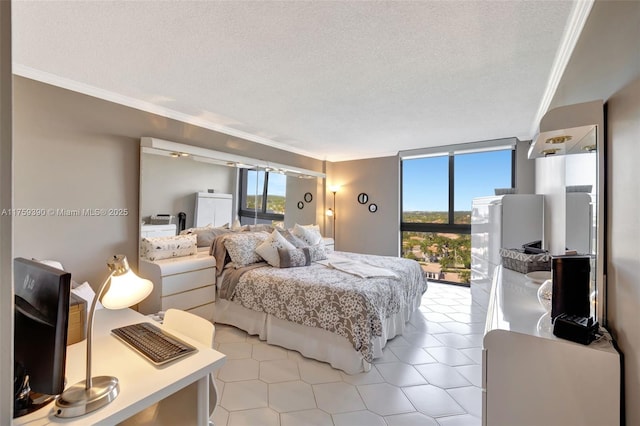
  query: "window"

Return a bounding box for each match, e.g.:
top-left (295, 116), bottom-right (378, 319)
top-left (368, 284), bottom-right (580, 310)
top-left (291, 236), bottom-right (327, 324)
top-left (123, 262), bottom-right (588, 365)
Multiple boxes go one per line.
top-left (401, 140), bottom-right (515, 285)
top-left (239, 169), bottom-right (287, 225)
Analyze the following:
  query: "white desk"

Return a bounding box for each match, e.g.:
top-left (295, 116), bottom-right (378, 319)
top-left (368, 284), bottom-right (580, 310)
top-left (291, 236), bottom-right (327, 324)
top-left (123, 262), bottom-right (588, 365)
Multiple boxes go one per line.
top-left (13, 309), bottom-right (226, 425)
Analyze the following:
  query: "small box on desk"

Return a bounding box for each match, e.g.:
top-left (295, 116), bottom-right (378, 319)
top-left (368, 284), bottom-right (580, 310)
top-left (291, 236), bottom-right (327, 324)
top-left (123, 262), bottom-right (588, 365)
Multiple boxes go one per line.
top-left (67, 293), bottom-right (86, 345)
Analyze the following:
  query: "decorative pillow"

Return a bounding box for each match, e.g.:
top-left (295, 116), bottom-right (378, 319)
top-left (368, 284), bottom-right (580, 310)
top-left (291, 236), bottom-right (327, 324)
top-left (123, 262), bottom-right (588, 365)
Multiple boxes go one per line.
top-left (141, 234), bottom-right (197, 261)
top-left (255, 230), bottom-right (297, 267)
top-left (181, 225), bottom-right (232, 247)
top-left (292, 223), bottom-right (323, 246)
top-left (223, 232), bottom-right (270, 267)
top-left (277, 244), bottom-right (328, 268)
top-left (249, 224), bottom-right (275, 233)
top-left (277, 228), bottom-right (308, 248)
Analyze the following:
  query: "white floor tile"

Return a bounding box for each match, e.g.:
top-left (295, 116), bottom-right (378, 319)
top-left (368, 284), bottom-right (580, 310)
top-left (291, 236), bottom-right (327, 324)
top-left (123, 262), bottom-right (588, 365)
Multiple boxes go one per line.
top-left (357, 383), bottom-right (415, 416)
top-left (436, 413), bottom-right (482, 426)
top-left (298, 358), bottom-right (343, 384)
top-left (390, 345), bottom-right (437, 364)
top-left (252, 342), bottom-right (288, 361)
top-left (214, 282), bottom-right (483, 425)
top-left (215, 326), bottom-right (248, 343)
top-left (447, 386), bottom-right (482, 418)
top-left (218, 358), bottom-right (260, 382)
top-left (433, 333), bottom-right (476, 349)
top-left (217, 341), bottom-right (253, 359)
top-left (227, 407), bottom-right (279, 426)
top-left (426, 347), bottom-right (475, 366)
top-left (332, 410), bottom-right (386, 426)
top-left (414, 363), bottom-right (471, 389)
top-left (221, 380), bottom-right (268, 411)
top-left (340, 365), bottom-right (385, 385)
top-left (269, 381), bottom-right (316, 413)
top-left (313, 382), bottom-right (366, 414)
top-left (454, 365), bottom-right (482, 387)
top-left (259, 359), bottom-right (300, 383)
top-left (376, 362), bottom-right (428, 387)
top-left (384, 411), bottom-right (439, 426)
top-left (402, 385), bottom-right (466, 418)
top-left (280, 409), bottom-right (333, 426)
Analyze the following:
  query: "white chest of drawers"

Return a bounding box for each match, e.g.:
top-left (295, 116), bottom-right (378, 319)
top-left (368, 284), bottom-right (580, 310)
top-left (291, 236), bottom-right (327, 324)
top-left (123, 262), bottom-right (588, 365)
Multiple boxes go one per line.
top-left (138, 252), bottom-right (216, 321)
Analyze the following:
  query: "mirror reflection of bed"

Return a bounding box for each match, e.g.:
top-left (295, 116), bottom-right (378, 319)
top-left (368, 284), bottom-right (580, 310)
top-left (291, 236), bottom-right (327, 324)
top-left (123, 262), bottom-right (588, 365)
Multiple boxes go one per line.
top-left (137, 138), bottom-right (428, 374)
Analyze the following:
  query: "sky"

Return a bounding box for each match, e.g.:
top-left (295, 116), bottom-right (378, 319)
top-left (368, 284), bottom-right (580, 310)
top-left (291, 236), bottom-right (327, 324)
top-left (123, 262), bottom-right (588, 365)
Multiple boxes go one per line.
top-left (402, 150), bottom-right (512, 212)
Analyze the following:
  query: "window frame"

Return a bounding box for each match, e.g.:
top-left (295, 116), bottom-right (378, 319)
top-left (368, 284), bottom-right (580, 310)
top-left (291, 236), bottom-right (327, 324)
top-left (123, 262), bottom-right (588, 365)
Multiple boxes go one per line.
top-left (238, 168), bottom-right (286, 223)
top-left (399, 140), bottom-right (516, 284)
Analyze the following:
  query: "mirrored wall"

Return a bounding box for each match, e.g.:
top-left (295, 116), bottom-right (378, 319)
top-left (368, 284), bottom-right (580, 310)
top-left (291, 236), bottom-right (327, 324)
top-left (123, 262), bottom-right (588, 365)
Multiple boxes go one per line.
top-left (139, 137), bottom-right (326, 240)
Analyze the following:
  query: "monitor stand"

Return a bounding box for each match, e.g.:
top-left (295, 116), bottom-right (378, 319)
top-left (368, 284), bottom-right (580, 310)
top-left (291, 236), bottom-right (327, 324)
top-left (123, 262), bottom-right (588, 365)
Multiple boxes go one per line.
top-left (13, 363), bottom-right (56, 418)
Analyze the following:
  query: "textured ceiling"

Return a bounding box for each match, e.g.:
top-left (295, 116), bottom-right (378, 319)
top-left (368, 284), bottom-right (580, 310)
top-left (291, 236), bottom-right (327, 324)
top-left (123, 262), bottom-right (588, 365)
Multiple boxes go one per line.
top-left (13, 1), bottom-right (578, 162)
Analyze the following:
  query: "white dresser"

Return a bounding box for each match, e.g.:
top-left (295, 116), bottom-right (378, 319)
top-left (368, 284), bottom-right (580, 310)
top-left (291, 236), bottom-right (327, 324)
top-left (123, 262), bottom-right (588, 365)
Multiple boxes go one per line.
top-left (483, 265), bottom-right (620, 426)
top-left (138, 252), bottom-right (216, 321)
top-left (471, 194), bottom-right (543, 310)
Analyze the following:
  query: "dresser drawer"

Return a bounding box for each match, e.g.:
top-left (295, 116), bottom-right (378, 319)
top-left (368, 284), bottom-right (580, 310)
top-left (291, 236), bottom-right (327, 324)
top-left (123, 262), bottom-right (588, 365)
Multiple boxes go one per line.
top-left (162, 267), bottom-right (216, 296)
top-left (161, 284), bottom-right (215, 311)
top-left (187, 303), bottom-right (215, 322)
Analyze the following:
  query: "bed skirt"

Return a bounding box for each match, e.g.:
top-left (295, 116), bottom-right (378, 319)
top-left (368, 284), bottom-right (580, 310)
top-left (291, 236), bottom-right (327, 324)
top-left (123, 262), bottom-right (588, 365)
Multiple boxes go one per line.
top-left (213, 294), bottom-right (422, 374)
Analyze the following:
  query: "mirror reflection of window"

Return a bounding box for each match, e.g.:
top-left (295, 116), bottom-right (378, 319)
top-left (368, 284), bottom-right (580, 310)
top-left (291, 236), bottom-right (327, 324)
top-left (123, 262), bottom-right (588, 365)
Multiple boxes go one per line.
top-left (266, 173), bottom-right (286, 215)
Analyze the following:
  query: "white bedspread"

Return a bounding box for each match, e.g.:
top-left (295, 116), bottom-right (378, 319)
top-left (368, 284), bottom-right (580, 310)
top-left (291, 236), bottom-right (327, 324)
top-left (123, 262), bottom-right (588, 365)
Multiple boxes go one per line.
top-left (316, 254), bottom-right (399, 279)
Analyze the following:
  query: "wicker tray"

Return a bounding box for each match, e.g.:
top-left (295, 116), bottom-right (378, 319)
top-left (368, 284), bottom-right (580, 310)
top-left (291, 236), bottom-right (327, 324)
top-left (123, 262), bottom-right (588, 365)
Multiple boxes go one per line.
top-left (499, 248), bottom-right (551, 274)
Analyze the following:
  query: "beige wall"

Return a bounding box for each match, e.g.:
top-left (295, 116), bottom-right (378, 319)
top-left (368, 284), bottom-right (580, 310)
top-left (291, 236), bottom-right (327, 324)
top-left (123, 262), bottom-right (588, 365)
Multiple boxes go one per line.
top-left (13, 77), bottom-right (323, 287)
top-left (548, 1), bottom-right (640, 423)
top-left (327, 156), bottom-right (400, 255)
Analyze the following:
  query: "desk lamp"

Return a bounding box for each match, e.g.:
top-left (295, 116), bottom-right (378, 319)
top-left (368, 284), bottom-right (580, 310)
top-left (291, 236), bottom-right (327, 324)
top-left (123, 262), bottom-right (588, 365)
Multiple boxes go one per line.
top-left (55, 255), bottom-right (153, 418)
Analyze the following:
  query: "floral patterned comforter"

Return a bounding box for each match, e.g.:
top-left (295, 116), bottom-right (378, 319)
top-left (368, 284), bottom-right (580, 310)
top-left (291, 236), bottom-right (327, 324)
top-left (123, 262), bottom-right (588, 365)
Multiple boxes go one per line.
top-left (219, 251), bottom-right (428, 362)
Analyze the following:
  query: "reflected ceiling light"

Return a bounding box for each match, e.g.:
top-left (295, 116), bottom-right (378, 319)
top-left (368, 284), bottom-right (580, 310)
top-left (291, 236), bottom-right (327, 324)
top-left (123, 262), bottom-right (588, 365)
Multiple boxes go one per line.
top-left (542, 148), bottom-right (560, 157)
top-left (545, 135), bottom-right (572, 144)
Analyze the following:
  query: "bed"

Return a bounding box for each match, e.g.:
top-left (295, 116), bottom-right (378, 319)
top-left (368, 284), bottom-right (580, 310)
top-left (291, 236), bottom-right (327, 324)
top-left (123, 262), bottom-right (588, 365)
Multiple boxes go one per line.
top-left (209, 228), bottom-right (428, 374)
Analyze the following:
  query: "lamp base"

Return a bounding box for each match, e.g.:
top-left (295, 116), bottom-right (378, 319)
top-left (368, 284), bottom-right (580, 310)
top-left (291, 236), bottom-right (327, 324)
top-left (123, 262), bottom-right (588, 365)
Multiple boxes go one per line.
top-left (54, 376), bottom-right (119, 418)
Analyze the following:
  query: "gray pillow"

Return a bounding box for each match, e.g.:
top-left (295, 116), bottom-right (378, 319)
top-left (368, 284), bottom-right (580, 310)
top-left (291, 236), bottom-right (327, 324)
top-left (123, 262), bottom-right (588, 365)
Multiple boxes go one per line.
top-left (277, 244), bottom-right (327, 268)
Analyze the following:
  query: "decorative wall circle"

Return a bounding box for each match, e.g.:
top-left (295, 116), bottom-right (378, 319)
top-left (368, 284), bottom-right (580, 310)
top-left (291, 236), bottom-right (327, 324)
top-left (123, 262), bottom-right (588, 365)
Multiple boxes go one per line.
top-left (304, 192), bottom-right (313, 203)
top-left (357, 193), bottom-right (369, 204)
top-left (297, 201), bottom-right (304, 209)
top-left (368, 203), bottom-right (378, 213)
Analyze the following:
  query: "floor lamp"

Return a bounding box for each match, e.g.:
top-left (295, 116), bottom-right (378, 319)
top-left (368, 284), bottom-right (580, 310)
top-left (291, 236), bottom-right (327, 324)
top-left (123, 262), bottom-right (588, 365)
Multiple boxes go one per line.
top-left (327, 185), bottom-right (339, 243)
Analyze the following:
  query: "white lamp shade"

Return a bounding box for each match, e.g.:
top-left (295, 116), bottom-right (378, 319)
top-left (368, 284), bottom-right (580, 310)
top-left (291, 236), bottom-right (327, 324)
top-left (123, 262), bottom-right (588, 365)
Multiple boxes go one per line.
top-left (101, 270), bottom-right (153, 310)
top-left (326, 208), bottom-right (334, 217)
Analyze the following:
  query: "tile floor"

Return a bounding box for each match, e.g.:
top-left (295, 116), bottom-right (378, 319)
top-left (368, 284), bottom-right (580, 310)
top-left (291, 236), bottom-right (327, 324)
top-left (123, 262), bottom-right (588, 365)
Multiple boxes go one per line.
top-left (212, 282), bottom-right (487, 426)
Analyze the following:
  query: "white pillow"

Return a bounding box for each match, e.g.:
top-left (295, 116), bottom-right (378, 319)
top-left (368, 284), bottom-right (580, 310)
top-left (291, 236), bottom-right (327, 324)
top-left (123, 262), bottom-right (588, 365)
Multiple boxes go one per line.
top-left (140, 234), bottom-right (198, 261)
top-left (292, 223), bottom-right (323, 246)
top-left (223, 232), bottom-right (270, 267)
top-left (255, 230), bottom-right (297, 267)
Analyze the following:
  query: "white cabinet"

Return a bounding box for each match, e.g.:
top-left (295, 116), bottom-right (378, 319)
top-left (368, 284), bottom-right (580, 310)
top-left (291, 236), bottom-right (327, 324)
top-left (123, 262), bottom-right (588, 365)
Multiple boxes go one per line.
top-left (194, 192), bottom-right (233, 228)
top-left (482, 266), bottom-right (620, 426)
top-left (140, 224), bottom-right (177, 238)
top-left (471, 194), bottom-right (543, 309)
top-left (138, 252), bottom-right (216, 321)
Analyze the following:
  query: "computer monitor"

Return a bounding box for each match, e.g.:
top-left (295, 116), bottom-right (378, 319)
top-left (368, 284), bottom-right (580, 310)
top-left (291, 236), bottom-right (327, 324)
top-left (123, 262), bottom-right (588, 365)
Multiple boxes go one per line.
top-left (13, 257), bottom-right (71, 418)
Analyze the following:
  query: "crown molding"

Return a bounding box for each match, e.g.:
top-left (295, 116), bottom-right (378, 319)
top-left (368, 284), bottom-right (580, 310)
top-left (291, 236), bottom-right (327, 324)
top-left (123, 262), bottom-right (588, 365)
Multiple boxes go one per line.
top-left (529, 0), bottom-right (595, 138)
top-left (12, 64), bottom-right (325, 161)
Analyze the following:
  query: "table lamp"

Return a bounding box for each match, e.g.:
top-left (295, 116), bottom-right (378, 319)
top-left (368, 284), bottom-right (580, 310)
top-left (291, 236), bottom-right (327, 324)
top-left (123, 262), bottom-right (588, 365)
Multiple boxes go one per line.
top-left (54, 255), bottom-right (153, 418)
